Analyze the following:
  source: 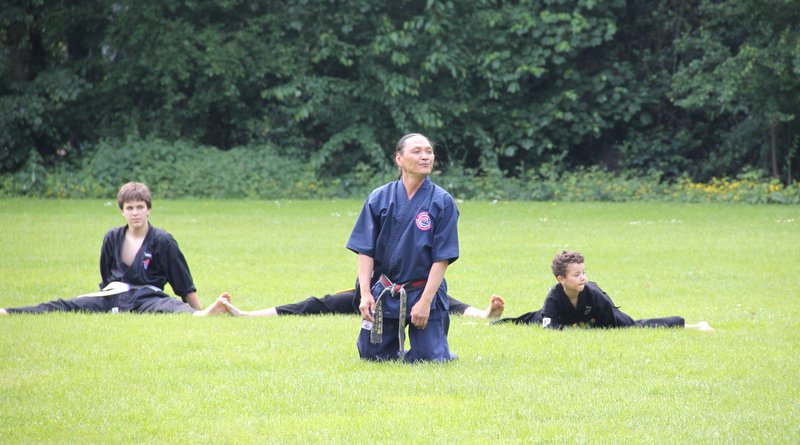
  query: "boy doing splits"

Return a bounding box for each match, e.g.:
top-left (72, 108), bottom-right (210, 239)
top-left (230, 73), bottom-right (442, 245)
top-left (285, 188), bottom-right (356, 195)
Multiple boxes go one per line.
top-left (498, 251), bottom-right (714, 332)
top-left (1, 182), bottom-right (229, 316)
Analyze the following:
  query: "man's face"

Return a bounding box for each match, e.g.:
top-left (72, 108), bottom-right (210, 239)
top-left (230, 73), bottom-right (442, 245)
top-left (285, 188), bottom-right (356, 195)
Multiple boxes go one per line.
top-left (395, 135), bottom-right (434, 177)
top-left (121, 200), bottom-right (150, 230)
top-left (558, 262), bottom-right (586, 295)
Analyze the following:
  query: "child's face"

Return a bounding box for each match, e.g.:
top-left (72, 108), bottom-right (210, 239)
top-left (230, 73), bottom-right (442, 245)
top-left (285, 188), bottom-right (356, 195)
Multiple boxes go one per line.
top-left (121, 200), bottom-right (150, 230)
top-left (558, 262), bottom-right (586, 295)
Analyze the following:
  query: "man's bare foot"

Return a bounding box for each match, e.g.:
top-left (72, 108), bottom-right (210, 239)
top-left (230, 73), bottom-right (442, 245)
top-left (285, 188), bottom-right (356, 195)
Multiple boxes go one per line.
top-left (0, 308), bottom-right (8, 316)
top-left (194, 292), bottom-right (231, 317)
top-left (487, 294), bottom-right (505, 318)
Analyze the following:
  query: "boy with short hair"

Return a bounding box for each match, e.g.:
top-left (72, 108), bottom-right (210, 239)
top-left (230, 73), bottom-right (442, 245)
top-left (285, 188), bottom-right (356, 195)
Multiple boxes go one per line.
top-left (1, 182), bottom-right (229, 316)
top-left (497, 251), bottom-right (714, 331)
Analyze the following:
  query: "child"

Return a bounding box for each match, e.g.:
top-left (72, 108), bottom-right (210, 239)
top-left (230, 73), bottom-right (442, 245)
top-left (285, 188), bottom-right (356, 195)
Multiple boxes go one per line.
top-left (496, 251), bottom-right (714, 332)
top-left (1, 182), bottom-right (229, 316)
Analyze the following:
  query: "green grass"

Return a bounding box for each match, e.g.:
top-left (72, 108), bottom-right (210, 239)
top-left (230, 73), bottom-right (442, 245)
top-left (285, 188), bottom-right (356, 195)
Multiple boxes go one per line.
top-left (1, 198), bottom-right (798, 444)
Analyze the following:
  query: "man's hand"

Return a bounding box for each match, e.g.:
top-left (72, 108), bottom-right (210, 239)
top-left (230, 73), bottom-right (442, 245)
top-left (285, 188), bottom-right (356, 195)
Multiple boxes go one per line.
top-left (410, 299), bottom-right (431, 329)
top-left (359, 292), bottom-right (376, 322)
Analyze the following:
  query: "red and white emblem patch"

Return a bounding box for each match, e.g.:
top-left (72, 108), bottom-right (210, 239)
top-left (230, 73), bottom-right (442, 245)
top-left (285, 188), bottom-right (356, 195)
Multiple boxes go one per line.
top-left (415, 211), bottom-right (432, 231)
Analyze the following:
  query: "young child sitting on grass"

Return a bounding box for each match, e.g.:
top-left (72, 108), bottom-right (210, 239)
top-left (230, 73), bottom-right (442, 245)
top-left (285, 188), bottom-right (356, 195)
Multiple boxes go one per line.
top-left (496, 251), bottom-right (714, 332)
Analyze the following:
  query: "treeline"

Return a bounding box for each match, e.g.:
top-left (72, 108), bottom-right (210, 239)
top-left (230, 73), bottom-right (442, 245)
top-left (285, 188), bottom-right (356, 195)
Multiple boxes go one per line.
top-left (2, 0), bottom-right (799, 187)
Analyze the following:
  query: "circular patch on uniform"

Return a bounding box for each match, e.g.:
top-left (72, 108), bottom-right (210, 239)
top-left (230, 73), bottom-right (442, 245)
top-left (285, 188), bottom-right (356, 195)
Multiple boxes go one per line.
top-left (415, 211), bottom-right (432, 231)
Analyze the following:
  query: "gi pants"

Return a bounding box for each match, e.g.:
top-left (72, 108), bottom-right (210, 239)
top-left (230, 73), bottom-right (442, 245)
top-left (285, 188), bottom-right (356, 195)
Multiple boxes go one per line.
top-left (494, 310), bottom-right (685, 328)
top-left (6, 290), bottom-right (195, 314)
top-left (357, 310), bottom-right (454, 363)
top-left (275, 290), bottom-right (472, 317)
top-left (275, 290), bottom-right (358, 315)
top-left (614, 310), bottom-right (685, 328)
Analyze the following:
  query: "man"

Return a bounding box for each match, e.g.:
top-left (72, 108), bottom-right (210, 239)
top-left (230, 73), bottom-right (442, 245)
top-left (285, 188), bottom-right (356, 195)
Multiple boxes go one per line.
top-left (347, 133), bottom-right (460, 362)
top-left (1, 182), bottom-right (228, 316)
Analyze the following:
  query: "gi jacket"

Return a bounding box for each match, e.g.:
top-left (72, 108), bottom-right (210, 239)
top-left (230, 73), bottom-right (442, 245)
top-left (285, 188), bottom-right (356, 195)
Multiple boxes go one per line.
top-left (346, 177), bottom-right (459, 317)
top-left (99, 223), bottom-right (197, 301)
top-left (541, 281), bottom-right (623, 329)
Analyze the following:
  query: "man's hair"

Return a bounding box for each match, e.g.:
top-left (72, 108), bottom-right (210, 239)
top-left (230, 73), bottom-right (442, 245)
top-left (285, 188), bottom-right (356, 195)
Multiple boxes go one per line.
top-left (551, 251), bottom-right (585, 277)
top-left (394, 133), bottom-right (432, 156)
top-left (117, 182), bottom-right (152, 209)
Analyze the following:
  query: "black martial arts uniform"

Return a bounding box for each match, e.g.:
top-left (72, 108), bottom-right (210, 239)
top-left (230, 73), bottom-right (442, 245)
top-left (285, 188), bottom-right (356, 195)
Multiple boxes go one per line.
top-left (6, 223), bottom-right (197, 314)
top-left (275, 289), bottom-right (471, 316)
top-left (495, 281), bottom-right (684, 329)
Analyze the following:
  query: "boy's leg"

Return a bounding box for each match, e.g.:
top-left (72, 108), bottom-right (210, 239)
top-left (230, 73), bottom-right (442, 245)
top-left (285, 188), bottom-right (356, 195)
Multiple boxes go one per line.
top-left (4, 296), bottom-right (116, 314)
top-left (456, 295), bottom-right (506, 319)
top-left (357, 317), bottom-right (402, 361)
top-left (613, 308), bottom-right (636, 327)
top-left (133, 295), bottom-right (196, 314)
top-left (493, 309), bottom-right (543, 325)
top-left (404, 311), bottom-right (454, 363)
top-left (447, 296), bottom-right (470, 315)
top-left (635, 316), bottom-right (685, 328)
top-left (276, 290), bottom-right (358, 316)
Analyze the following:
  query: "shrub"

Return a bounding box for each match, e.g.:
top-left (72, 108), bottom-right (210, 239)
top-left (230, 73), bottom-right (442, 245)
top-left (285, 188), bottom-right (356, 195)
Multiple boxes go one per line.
top-left (1, 139), bottom-right (798, 204)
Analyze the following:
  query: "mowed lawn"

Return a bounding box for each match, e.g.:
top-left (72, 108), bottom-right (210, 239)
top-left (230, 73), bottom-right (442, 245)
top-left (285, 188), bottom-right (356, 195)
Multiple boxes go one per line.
top-left (1, 198), bottom-right (798, 444)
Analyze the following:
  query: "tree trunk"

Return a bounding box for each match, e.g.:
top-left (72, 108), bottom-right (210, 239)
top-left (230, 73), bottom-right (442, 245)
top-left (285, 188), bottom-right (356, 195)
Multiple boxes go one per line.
top-left (770, 122), bottom-right (779, 179)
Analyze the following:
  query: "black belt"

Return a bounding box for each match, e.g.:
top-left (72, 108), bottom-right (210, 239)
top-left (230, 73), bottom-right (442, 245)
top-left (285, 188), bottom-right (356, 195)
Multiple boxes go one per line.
top-left (371, 274), bottom-right (428, 359)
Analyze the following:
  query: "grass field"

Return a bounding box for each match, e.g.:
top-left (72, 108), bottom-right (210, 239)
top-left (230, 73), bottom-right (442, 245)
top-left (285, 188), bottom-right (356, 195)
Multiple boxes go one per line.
top-left (1, 198), bottom-right (798, 444)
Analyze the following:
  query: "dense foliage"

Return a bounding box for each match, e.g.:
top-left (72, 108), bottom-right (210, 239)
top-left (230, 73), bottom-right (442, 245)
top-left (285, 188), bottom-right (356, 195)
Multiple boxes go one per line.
top-left (2, 0), bottom-right (799, 189)
top-left (2, 138), bottom-right (797, 204)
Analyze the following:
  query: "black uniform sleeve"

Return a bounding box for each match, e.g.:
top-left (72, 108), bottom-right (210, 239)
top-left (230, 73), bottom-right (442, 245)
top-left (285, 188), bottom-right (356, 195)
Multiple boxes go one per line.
top-left (159, 233), bottom-right (196, 299)
top-left (541, 286), bottom-right (565, 330)
top-left (98, 230), bottom-right (116, 290)
top-left (586, 282), bottom-right (619, 328)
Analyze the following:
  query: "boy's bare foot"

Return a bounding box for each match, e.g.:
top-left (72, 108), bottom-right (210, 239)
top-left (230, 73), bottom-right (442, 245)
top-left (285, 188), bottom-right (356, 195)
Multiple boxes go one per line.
top-left (487, 294), bottom-right (505, 318)
top-left (0, 308), bottom-right (8, 316)
top-left (194, 292), bottom-right (231, 317)
top-left (687, 321), bottom-right (715, 332)
top-left (695, 321), bottom-right (714, 332)
top-left (222, 299), bottom-right (245, 317)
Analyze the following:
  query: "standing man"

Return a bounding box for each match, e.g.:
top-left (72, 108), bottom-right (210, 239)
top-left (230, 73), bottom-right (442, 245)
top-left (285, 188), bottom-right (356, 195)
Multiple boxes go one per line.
top-left (346, 133), bottom-right (460, 362)
top-left (1, 182), bottom-right (229, 316)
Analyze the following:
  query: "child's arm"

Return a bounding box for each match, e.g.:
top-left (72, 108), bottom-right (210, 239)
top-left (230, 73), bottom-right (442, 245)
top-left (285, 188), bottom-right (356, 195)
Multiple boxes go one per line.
top-left (540, 295), bottom-right (565, 330)
top-left (588, 284), bottom-right (620, 328)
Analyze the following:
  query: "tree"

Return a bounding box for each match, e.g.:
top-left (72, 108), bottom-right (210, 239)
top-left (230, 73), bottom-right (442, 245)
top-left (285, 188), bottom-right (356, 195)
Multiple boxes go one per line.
top-left (670, 0), bottom-right (800, 183)
top-left (0, 0), bottom-right (104, 171)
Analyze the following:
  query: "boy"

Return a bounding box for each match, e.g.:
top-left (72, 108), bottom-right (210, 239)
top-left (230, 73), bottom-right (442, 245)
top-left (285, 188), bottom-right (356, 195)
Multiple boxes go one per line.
top-left (1, 182), bottom-right (229, 316)
top-left (496, 251), bottom-right (714, 331)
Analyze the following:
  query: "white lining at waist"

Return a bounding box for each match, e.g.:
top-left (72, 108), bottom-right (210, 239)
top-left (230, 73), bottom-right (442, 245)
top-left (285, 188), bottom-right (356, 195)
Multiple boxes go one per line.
top-left (77, 281), bottom-right (163, 298)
